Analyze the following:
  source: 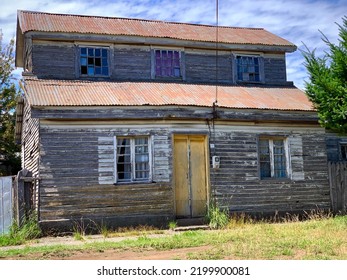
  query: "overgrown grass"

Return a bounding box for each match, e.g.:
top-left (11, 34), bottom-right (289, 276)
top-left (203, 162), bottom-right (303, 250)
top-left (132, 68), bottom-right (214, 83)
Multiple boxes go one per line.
top-left (1, 214), bottom-right (346, 260)
top-left (0, 213), bottom-right (41, 247)
top-left (205, 204), bottom-right (229, 229)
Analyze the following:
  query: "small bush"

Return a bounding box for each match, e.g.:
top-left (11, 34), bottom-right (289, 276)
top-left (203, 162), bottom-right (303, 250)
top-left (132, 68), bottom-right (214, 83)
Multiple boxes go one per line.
top-left (206, 204), bottom-right (229, 229)
top-left (0, 212), bottom-right (41, 246)
top-left (168, 221), bottom-right (177, 230)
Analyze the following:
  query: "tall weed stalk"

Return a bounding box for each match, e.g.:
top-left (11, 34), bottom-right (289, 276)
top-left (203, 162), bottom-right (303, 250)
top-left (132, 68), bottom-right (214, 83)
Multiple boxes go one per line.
top-left (206, 204), bottom-right (229, 229)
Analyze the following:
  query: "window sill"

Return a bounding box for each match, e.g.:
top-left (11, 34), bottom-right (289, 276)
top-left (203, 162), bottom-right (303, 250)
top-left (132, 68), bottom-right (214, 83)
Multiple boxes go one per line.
top-left (237, 80), bottom-right (264, 85)
top-left (154, 76), bottom-right (183, 81)
top-left (114, 180), bottom-right (153, 185)
top-left (259, 177), bottom-right (292, 183)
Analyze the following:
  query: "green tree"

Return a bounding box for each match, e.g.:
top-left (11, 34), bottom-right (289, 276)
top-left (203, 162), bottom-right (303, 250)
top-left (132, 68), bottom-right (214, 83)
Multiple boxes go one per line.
top-left (0, 31), bottom-right (21, 175)
top-left (302, 16), bottom-right (347, 134)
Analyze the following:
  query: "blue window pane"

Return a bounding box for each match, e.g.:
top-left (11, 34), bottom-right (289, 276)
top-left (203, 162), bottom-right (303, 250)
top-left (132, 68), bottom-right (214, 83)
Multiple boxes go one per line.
top-left (102, 67), bottom-right (109, 76)
top-left (95, 48), bottom-right (101, 57)
top-left (88, 67), bottom-right (94, 75)
top-left (95, 67), bottom-right (101, 75)
top-left (80, 57), bottom-right (87, 66)
top-left (102, 58), bottom-right (108, 66)
top-left (80, 48), bottom-right (87, 55)
top-left (102, 49), bottom-right (108, 57)
top-left (88, 48), bottom-right (94, 56)
top-left (260, 162), bottom-right (271, 178)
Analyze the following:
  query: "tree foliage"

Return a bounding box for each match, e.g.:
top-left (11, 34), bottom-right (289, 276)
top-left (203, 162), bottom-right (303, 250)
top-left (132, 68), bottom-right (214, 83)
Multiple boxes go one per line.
top-left (302, 16), bottom-right (347, 134)
top-left (0, 31), bottom-right (21, 175)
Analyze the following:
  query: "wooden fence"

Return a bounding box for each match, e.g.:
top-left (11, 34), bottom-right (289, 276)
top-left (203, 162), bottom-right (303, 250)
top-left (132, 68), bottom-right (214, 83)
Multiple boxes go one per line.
top-left (328, 162), bottom-right (347, 214)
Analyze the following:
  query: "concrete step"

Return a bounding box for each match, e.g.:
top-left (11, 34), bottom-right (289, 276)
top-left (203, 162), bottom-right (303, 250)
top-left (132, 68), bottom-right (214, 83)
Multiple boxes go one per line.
top-left (173, 224), bottom-right (210, 231)
top-left (174, 217), bottom-right (209, 231)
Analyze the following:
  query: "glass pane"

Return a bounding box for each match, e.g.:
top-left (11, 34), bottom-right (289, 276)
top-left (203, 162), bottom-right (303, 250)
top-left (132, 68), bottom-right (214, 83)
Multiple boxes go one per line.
top-left (135, 154), bottom-right (149, 163)
top-left (136, 162), bottom-right (149, 171)
top-left (88, 67), bottom-right (94, 75)
top-left (162, 51), bottom-right (167, 60)
top-left (80, 57), bottom-right (87, 66)
top-left (118, 172), bottom-right (131, 180)
top-left (88, 48), bottom-right (94, 56)
top-left (102, 67), bottom-right (109, 76)
top-left (117, 138), bottom-right (130, 146)
top-left (135, 138), bottom-right (148, 145)
top-left (95, 67), bottom-right (101, 75)
top-left (135, 171), bottom-right (149, 179)
top-left (260, 162), bottom-right (271, 178)
top-left (273, 140), bottom-right (286, 178)
top-left (342, 145), bottom-right (347, 160)
top-left (102, 49), bottom-right (108, 57)
top-left (117, 146), bottom-right (130, 155)
top-left (80, 47), bottom-right (87, 55)
top-left (135, 145), bottom-right (148, 153)
top-left (102, 58), bottom-right (108, 66)
top-left (174, 67), bottom-right (180, 77)
top-left (95, 48), bottom-right (101, 57)
top-left (259, 139), bottom-right (271, 178)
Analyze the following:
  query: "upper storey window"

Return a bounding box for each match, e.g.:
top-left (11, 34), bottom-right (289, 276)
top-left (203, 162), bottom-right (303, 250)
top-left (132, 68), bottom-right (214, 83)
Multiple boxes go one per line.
top-left (236, 55), bottom-right (261, 82)
top-left (80, 47), bottom-right (109, 77)
top-left (155, 50), bottom-right (181, 78)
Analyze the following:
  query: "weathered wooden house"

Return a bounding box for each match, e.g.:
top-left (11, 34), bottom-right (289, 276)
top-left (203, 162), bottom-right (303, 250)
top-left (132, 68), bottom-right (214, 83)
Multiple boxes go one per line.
top-left (14, 10), bottom-right (343, 232)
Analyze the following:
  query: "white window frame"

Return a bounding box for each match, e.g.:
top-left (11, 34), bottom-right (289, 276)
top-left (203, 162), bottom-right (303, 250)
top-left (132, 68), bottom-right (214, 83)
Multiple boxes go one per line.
top-left (259, 137), bottom-right (291, 179)
top-left (114, 136), bottom-right (152, 183)
top-left (234, 53), bottom-right (263, 83)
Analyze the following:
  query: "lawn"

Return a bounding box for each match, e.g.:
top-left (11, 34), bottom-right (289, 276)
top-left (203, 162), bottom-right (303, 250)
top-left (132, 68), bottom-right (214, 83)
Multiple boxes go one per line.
top-left (1, 215), bottom-right (346, 260)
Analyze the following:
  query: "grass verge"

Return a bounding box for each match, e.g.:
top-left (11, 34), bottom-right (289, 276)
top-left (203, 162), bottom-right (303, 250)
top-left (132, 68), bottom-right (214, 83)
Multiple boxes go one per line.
top-left (1, 215), bottom-right (346, 260)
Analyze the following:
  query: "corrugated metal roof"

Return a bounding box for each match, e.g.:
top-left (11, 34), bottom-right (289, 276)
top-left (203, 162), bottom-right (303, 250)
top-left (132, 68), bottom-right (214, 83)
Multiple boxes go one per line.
top-left (17, 10), bottom-right (295, 48)
top-left (23, 78), bottom-right (314, 111)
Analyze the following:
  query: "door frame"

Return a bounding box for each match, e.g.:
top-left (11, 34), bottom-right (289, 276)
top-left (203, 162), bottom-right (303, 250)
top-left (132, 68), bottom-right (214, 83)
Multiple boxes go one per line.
top-left (172, 134), bottom-right (210, 218)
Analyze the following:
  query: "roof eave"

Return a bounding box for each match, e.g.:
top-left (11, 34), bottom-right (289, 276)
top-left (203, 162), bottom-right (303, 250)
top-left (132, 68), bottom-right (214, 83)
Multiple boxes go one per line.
top-left (27, 30), bottom-right (297, 53)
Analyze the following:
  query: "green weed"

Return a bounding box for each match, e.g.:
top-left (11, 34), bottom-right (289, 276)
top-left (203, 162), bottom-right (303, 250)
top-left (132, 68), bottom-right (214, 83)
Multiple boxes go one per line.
top-left (206, 204), bottom-right (229, 229)
top-left (0, 212), bottom-right (41, 247)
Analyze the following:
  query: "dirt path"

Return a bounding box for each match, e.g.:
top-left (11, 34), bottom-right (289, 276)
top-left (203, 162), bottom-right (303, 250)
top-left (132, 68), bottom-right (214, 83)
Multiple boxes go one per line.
top-left (49, 246), bottom-right (213, 260)
top-left (0, 232), bottom-right (214, 260)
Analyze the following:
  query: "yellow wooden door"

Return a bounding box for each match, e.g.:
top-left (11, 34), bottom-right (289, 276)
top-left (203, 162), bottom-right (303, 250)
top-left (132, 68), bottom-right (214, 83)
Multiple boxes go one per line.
top-left (174, 135), bottom-right (208, 218)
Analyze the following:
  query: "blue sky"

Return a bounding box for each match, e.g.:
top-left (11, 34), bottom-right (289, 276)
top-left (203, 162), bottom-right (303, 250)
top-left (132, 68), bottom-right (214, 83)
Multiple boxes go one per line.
top-left (0, 0), bottom-right (346, 89)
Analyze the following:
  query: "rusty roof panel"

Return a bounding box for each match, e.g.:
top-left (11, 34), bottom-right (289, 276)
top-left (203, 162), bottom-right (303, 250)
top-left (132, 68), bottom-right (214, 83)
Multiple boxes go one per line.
top-left (23, 78), bottom-right (314, 111)
top-left (17, 10), bottom-right (295, 47)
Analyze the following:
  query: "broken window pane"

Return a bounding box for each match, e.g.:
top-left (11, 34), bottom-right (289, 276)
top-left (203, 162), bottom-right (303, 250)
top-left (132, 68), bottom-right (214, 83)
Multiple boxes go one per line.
top-left (237, 55), bottom-right (261, 82)
top-left (80, 47), bottom-right (109, 76)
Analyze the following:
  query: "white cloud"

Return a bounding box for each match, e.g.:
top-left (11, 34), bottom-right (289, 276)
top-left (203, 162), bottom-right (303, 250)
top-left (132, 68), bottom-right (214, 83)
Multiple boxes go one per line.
top-left (0, 0), bottom-right (346, 89)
